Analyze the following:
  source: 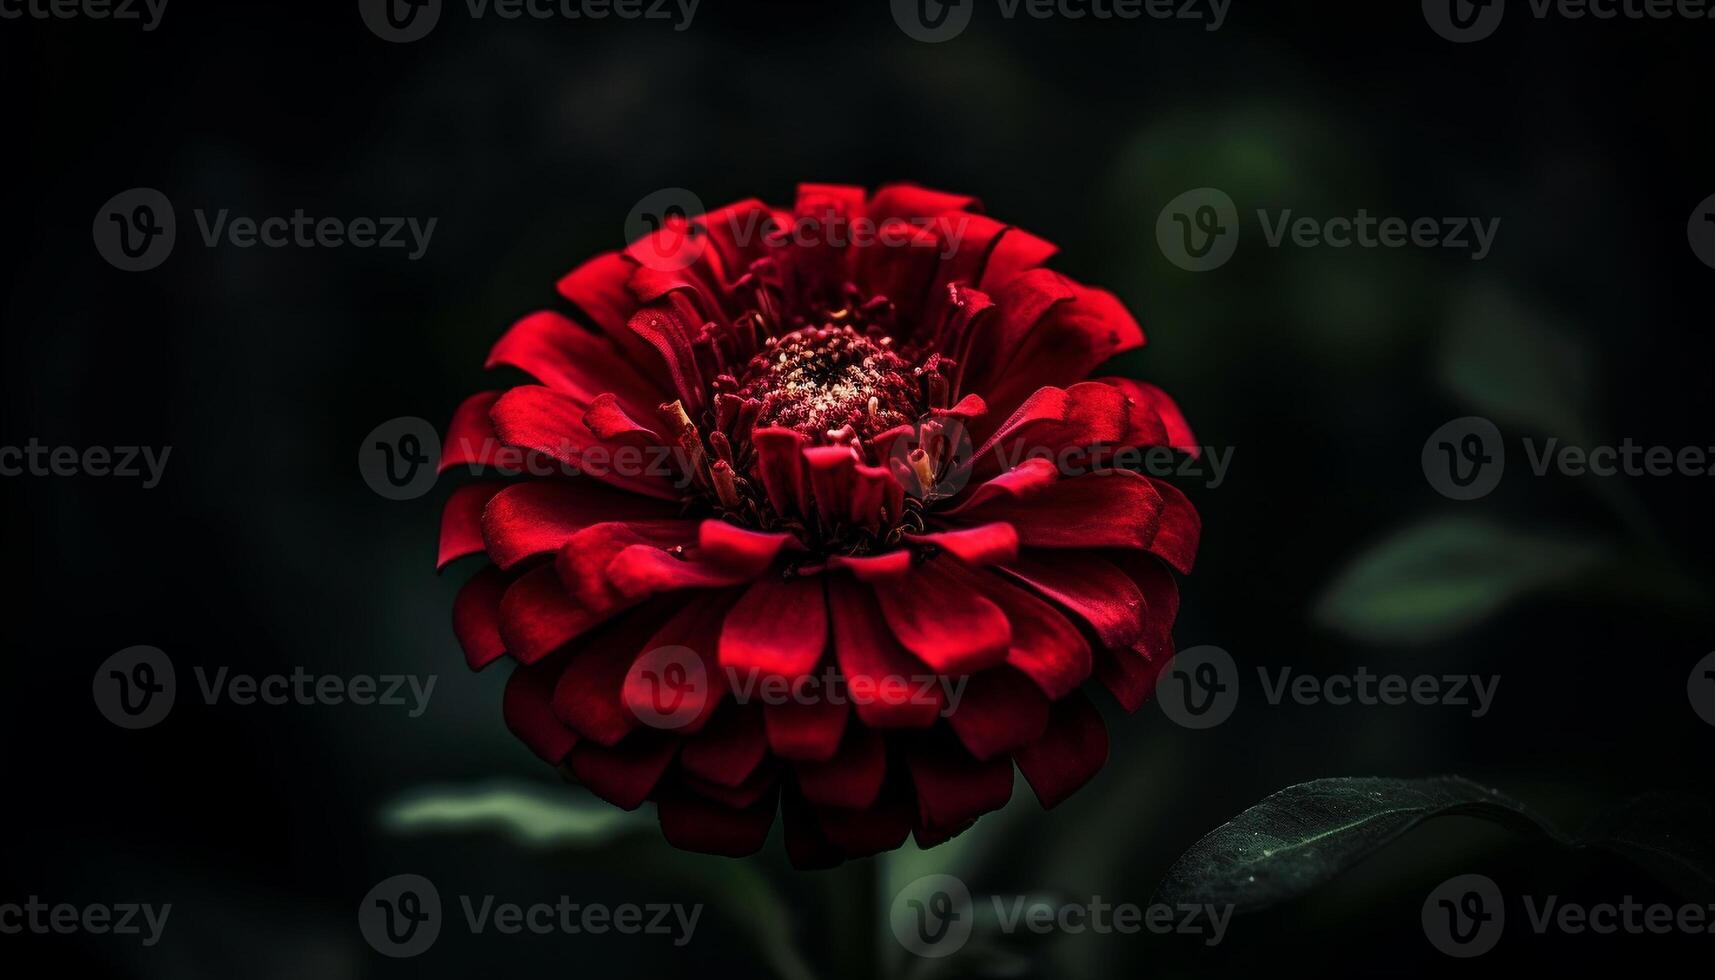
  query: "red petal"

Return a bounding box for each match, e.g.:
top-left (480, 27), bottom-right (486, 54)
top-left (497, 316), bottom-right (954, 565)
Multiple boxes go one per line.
top-left (763, 695), bottom-right (848, 762)
top-left (489, 385), bottom-right (678, 500)
top-left (1148, 478), bottom-right (1201, 574)
top-left (679, 703), bottom-right (769, 787)
top-left (944, 667), bottom-right (1051, 761)
top-left (827, 551), bottom-right (913, 582)
top-left (498, 563), bottom-right (606, 664)
top-left (874, 560), bottom-right (1011, 675)
top-left (795, 725), bottom-right (887, 809)
top-left (1015, 692), bottom-right (1109, 809)
top-left (503, 657), bottom-right (577, 764)
top-left (828, 577), bottom-right (944, 729)
top-left (949, 468), bottom-right (1164, 550)
top-left (1096, 377), bottom-right (1198, 456)
top-left (752, 427), bottom-right (810, 519)
top-left (972, 382), bottom-right (1133, 480)
top-left (565, 729), bottom-right (678, 811)
top-left (656, 782), bottom-right (778, 858)
top-left (1095, 641), bottom-right (1171, 713)
top-left (482, 481), bottom-right (675, 570)
top-left (999, 552), bottom-right (1147, 650)
top-left (551, 609), bottom-right (668, 747)
top-left (867, 184), bottom-right (981, 224)
top-left (487, 310), bottom-right (664, 414)
top-left (438, 481), bottom-right (505, 570)
top-left (719, 574), bottom-right (828, 678)
top-left (980, 574), bottom-right (1092, 700)
top-left (815, 794), bottom-right (914, 859)
top-left (904, 523), bottom-right (1019, 567)
top-left (440, 391), bottom-right (504, 473)
top-left (618, 591), bottom-right (738, 736)
top-left (906, 729), bottom-right (1014, 832)
top-left (452, 565), bottom-right (509, 671)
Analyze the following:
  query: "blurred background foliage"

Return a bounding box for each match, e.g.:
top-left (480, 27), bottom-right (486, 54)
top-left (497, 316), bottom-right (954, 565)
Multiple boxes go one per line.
top-left (3, 2), bottom-right (1713, 977)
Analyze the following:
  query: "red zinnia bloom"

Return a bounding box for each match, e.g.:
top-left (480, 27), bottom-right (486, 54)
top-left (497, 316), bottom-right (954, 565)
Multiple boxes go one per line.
top-left (437, 184), bottom-right (1200, 867)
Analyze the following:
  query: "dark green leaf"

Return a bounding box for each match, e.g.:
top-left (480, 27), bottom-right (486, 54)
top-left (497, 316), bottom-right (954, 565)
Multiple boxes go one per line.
top-left (1315, 518), bottom-right (1603, 643)
top-left (1154, 776), bottom-right (1561, 911)
top-left (1440, 282), bottom-right (1594, 443)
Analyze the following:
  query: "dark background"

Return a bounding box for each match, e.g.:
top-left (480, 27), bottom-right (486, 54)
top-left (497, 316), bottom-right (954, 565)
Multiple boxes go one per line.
top-left (3, 1), bottom-right (1713, 977)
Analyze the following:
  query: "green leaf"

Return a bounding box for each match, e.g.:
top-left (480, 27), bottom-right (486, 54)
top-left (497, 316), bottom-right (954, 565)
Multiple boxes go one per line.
top-left (1315, 517), bottom-right (1603, 643)
top-left (381, 781), bottom-right (652, 847)
top-left (1440, 281), bottom-right (1594, 443)
top-left (1154, 776), bottom-right (1562, 912)
top-left (1587, 794), bottom-right (1715, 903)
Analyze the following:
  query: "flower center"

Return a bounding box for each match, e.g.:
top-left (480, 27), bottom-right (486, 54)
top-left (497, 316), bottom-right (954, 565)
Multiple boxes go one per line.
top-left (737, 324), bottom-right (920, 443)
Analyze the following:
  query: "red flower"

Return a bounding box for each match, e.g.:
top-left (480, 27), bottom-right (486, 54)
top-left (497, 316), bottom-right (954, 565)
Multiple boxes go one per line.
top-left (438, 184), bottom-right (1200, 866)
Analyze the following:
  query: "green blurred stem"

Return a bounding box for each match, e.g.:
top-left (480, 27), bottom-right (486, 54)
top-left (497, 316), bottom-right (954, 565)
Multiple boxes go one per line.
top-left (828, 859), bottom-right (880, 980)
